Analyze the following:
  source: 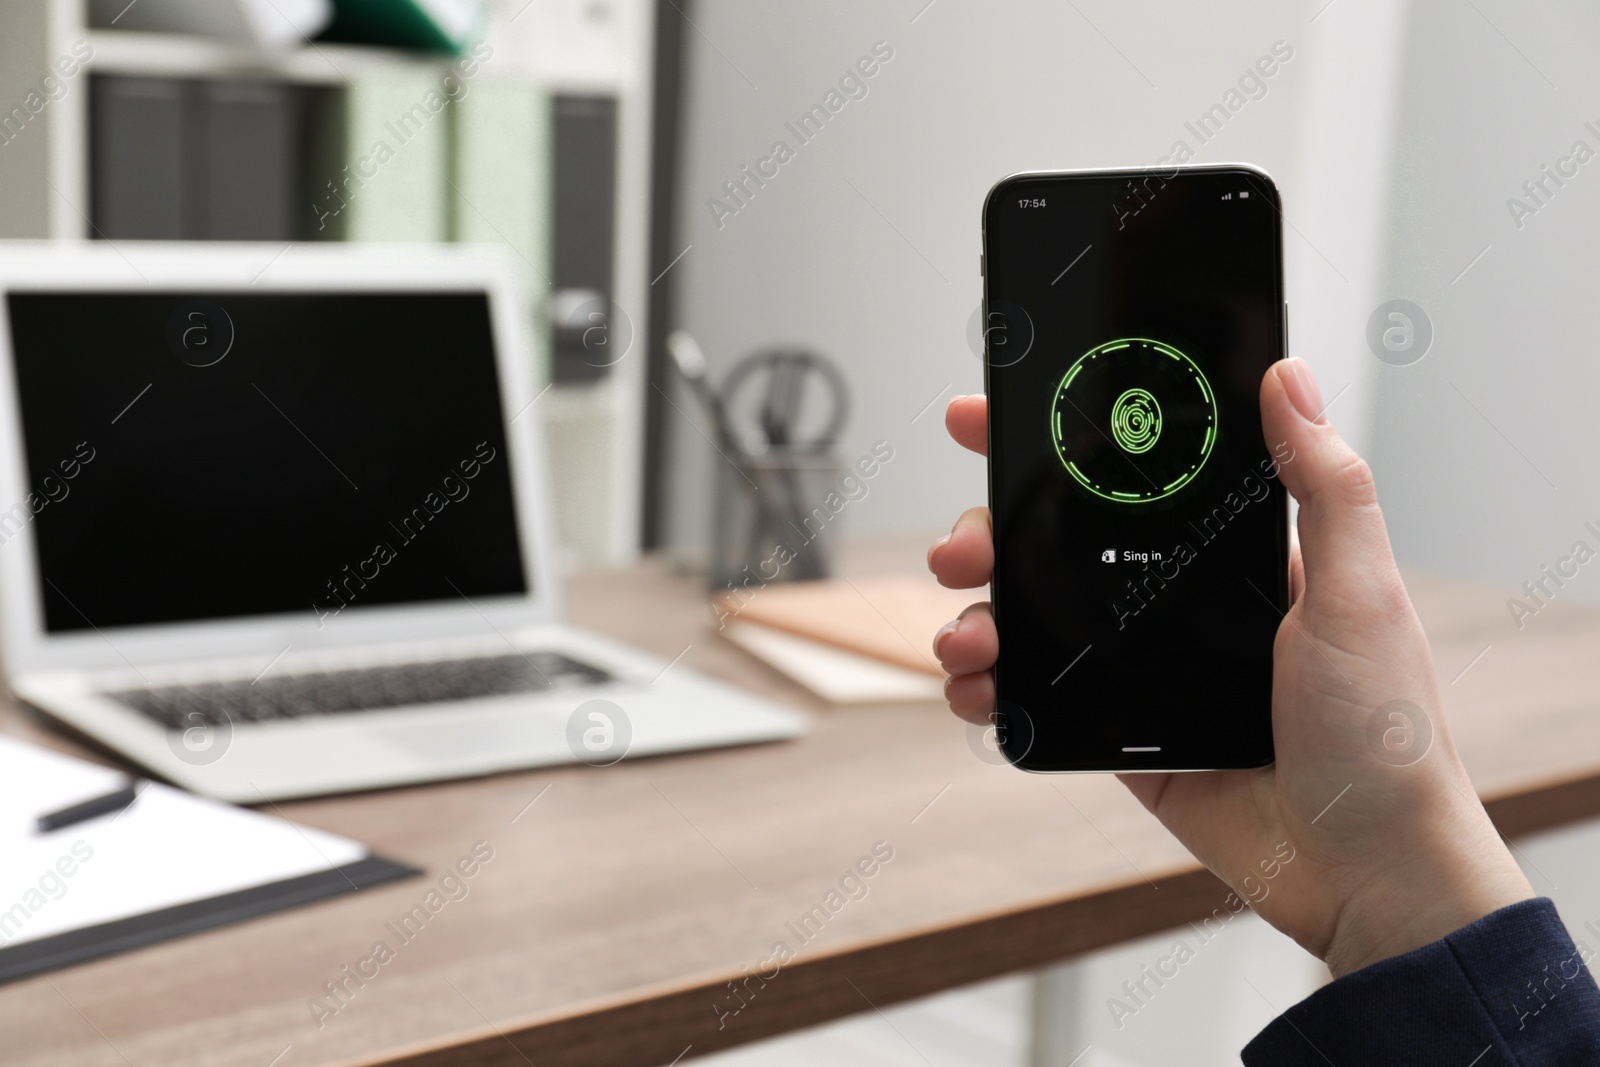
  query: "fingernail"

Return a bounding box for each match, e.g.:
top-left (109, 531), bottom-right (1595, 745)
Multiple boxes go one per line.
top-left (1278, 358), bottom-right (1326, 424)
top-left (952, 394), bottom-right (970, 402)
top-left (926, 533), bottom-right (950, 573)
top-left (933, 618), bottom-right (960, 660)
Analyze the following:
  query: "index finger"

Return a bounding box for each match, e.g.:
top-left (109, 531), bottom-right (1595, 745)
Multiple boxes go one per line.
top-left (946, 394), bottom-right (987, 456)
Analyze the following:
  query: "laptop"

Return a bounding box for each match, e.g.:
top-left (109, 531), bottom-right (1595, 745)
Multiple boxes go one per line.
top-left (0, 243), bottom-right (805, 802)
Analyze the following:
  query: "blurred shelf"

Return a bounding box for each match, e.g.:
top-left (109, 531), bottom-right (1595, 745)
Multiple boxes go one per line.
top-left (6, 0), bottom-right (649, 563)
top-left (86, 30), bottom-right (451, 85)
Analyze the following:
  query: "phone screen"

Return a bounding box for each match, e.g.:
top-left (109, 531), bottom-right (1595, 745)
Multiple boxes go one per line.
top-left (982, 166), bottom-right (1288, 772)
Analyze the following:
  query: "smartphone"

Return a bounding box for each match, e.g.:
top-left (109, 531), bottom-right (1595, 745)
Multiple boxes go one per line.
top-left (981, 165), bottom-right (1289, 772)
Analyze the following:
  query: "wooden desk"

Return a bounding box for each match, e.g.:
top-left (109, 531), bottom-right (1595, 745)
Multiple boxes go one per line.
top-left (6, 555), bottom-right (1600, 1067)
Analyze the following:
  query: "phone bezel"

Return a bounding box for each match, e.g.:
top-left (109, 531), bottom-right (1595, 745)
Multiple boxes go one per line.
top-left (980, 163), bottom-right (1290, 774)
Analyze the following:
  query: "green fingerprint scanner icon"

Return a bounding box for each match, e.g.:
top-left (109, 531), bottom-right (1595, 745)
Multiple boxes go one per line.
top-left (1110, 388), bottom-right (1161, 453)
top-left (1051, 338), bottom-right (1216, 504)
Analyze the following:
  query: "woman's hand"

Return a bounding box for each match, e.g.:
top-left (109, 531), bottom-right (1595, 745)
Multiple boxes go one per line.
top-left (928, 358), bottom-right (1533, 978)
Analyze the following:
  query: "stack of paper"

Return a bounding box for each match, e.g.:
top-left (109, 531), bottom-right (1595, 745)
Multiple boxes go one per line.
top-left (0, 737), bottom-right (413, 983)
top-left (714, 576), bottom-right (977, 705)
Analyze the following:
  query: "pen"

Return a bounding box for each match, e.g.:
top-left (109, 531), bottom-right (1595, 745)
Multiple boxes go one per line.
top-left (36, 779), bottom-right (141, 833)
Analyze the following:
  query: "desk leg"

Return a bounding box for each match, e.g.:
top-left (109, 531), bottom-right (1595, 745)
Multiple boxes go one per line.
top-left (1029, 958), bottom-right (1089, 1066)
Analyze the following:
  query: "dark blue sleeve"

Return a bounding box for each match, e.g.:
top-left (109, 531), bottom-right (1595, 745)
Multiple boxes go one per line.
top-left (1242, 898), bottom-right (1600, 1066)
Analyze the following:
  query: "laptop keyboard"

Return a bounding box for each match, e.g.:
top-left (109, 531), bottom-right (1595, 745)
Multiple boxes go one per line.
top-left (110, 651), bottom-right (614, 729)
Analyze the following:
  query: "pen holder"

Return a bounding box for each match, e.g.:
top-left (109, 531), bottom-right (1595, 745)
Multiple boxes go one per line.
top-left (711, 449), bottom-right (843, 593)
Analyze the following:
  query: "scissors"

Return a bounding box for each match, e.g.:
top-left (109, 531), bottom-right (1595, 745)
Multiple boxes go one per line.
top-left (717, 346), bottom-right (849, 455)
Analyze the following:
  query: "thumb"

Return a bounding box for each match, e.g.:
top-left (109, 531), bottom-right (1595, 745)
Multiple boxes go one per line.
top-left (1260, 359), bottom-right (1401, 607)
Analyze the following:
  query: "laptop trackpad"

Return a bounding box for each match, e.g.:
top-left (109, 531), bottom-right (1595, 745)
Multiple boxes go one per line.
top-left (374, 705), bottom-right (568, 761)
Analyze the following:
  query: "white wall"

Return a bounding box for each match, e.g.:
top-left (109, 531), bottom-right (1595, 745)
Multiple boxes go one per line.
top-left (662, 0), bottom-right (1600, 597)
top-left (661, 0), bottom-right (1331, 555)
top-left (1371, 0), bottom-right (1600, 603)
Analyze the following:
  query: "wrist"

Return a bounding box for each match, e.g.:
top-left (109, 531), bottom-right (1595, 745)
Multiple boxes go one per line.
top-left (1323, 817), bottom-right (1534, 979)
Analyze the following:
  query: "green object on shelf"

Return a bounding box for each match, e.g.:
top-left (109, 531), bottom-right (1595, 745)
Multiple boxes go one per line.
top-left (453, 83), bottom-right (553, 383)
top-left (322, 0), bottom-right (486, 54)
top-left (306, 77), bottom-right (451, 241)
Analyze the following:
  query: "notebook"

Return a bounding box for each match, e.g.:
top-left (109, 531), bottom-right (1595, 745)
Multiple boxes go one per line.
top-left (715, 576), bottom-right (975, 678)
top-left (721, 620), bottom-right (945, 704)
top-left (0, 737), bottom-right (415, 983)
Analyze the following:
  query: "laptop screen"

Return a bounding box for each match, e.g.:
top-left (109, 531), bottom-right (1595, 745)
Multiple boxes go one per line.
top-left (5, 291), bottom-right (529, 634)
